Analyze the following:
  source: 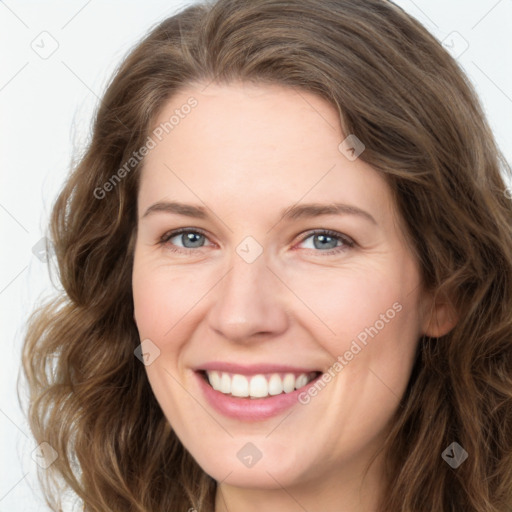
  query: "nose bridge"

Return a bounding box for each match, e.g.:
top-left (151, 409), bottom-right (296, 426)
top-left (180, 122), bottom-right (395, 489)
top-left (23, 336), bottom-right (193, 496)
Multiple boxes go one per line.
top-left (208, 244), bottom-right (288, 341)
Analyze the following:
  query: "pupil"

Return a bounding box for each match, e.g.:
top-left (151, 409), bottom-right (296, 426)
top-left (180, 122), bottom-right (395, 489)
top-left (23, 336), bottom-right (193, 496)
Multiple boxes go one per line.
top-left (183, 232), bottom-right (204, 248)
top-left (314, 234), bottom-right (337, 250)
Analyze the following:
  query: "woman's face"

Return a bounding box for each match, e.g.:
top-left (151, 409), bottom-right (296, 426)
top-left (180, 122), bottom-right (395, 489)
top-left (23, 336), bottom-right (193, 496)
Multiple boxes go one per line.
top-left (132, 82), bottom-right (436, 498)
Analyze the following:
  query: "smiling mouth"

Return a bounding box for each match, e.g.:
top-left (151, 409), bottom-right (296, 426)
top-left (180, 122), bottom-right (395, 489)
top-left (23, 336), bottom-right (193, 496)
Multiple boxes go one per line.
top-left (198, 370), bottom-right (322, 399)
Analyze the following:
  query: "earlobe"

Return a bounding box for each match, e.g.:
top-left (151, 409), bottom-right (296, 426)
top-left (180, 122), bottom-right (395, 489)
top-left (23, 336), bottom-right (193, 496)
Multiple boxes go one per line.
top-left (422, 294), bottom-right (458, 338)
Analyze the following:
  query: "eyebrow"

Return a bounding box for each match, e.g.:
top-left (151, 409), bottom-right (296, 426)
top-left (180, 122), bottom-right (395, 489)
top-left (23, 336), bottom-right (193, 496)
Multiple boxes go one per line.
top-left (143, 201), bottom-right (208, 219)
top-left (142, 201), bottom-right (377, 225)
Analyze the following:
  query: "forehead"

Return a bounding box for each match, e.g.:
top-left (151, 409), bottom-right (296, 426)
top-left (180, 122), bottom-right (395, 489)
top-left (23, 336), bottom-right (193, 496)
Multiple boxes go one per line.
top-left (149, 81), bottom-right (344, 163)
top-left (139, 81), bottom-right (393, 225)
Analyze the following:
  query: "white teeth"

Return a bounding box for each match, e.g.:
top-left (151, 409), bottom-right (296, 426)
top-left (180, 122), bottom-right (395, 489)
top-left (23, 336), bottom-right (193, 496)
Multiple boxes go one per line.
top-left (295, 374), bottom-right (309, 389)
top-left (220, 372), bottom-right (230, 394)
top-left (205, 370), bottom-right (317, 398)
top-left (209, 371), bottom-right (221, 391)
top-left (283, 373), bottom-right (295, 393)
top-left (249, 374), bottom-right (268, 398)
top-left (231, 374), bottom-right (249, 397)
top-left (268, 374), bottom-right (283, 395)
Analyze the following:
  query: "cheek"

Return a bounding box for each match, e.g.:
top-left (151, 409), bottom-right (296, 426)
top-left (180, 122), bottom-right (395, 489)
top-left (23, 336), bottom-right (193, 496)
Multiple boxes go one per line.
top-left (285, 262), bottom-right (422, 385)
top-left (132, 262), bottom-right (212, 351)
top-left (132, 270), bottom-right (170, 339)
top-left (284, 264), bottom-right (404, 339)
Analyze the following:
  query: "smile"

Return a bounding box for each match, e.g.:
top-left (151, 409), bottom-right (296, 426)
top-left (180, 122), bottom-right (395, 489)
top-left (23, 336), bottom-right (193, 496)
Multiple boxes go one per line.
top-left (194, 363), bottom-right (324, 421)
top-left (202, 370), bottom-right (320, 399)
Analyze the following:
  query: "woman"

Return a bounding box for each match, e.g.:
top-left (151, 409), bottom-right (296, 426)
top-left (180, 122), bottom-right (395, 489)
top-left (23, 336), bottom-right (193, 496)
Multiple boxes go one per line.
top-left (21, 0), bottom-right (512, 510)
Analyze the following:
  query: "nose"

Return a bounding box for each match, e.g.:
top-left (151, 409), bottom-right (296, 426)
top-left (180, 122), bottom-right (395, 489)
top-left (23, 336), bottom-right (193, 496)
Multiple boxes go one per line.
top-left (207, 249), bottom-right (289, 343)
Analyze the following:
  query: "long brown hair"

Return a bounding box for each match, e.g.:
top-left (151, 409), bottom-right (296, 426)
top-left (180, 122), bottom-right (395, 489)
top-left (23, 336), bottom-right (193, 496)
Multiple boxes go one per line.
top-left (20, 0), bottom-right (512, 510)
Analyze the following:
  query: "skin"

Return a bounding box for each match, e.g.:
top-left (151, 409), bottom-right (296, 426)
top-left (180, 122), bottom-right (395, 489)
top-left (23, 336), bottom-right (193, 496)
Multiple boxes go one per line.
top-left (132, 81), bottom-right (454, 512)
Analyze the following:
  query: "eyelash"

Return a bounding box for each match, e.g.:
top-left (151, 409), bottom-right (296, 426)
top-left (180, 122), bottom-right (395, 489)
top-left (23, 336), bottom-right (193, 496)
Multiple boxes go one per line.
top-left (158, 228), bottom-right (356, 256)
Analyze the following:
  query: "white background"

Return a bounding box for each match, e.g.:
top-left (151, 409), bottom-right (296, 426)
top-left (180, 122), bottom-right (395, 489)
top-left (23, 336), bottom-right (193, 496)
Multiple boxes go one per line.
top-left (1, 1), bottom-right (511, 510)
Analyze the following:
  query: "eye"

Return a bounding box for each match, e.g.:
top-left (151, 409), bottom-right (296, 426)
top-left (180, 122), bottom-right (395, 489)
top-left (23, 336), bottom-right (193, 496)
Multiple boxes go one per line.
top-left (158, 228), bottom-right (355, 256)
top-left (295, 229), bottom-right (355, 255)
top-left (159, 228), bottom-right (213, 254)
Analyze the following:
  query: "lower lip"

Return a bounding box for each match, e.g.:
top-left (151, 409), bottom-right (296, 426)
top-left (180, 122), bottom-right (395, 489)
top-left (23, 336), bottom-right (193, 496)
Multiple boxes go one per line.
top-left (194, 371), bottom-right (321, 422)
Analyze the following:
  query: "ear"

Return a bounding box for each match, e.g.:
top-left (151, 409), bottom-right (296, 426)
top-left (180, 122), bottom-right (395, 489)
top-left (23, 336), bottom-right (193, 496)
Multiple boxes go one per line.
top-left (421, 291), bottom-right (458, 338)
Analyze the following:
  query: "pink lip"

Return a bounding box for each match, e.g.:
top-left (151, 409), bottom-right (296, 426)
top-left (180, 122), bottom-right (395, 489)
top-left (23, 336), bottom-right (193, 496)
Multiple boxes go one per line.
top-left (194, 369), bottom-right (322, 422)
top-left (197, 361), bottom-right (320, 375)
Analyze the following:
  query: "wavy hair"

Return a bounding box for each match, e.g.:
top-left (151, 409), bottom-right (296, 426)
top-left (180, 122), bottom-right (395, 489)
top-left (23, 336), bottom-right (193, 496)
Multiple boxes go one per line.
top-left (21, 0), bottom-right (512, 510)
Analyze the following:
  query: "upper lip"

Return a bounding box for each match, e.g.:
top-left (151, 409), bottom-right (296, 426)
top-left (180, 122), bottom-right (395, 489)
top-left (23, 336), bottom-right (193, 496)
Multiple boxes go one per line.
top-left (196, 362), bottom-right (321, 375)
